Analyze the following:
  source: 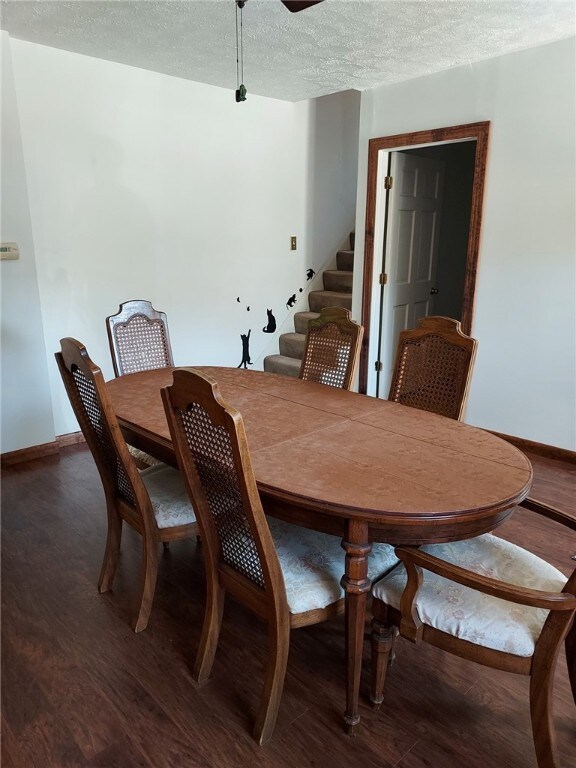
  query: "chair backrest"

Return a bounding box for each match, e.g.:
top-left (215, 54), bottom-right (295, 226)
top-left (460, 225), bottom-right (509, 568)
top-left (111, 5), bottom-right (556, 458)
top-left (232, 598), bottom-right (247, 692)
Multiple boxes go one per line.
top-left (161, 369), bottom-right (287, 615)
top-left (299, 306), bottom-right (364, 390)
top-left (106, 299), bottom-right (174, 377)
top-left (388, 316), bottom-right (477, 420)
top-left (55, 337), bottom-right (154, 528)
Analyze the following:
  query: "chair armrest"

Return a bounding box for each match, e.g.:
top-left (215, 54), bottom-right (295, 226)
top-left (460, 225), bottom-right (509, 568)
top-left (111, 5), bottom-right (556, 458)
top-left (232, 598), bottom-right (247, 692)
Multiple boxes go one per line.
top-left (519, 496), bottom-right (576, 531)
top-left (395, 546), bottom-right (576, 611)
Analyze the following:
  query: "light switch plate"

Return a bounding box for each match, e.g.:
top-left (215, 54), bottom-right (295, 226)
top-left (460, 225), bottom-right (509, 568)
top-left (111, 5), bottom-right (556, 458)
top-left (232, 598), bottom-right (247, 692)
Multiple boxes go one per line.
top-left (290, 236), bottom-right (297, 251)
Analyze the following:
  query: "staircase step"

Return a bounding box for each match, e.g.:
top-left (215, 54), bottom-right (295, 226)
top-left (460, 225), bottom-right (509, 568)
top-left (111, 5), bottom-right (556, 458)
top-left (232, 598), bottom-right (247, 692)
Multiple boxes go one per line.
top-left (336, 250), bottom-right (354, 271)
top-left (309, 290), bottom-right (352, 313)
top-left (294, 311), bottom-right (320, 335)
top-left (350, 232), bottom-right (355, 250)
top-left (263, 354), bottom-right (301, 378)
top-left (323, 269), bottom-right (353, 293)
top-left (279, 332), bottom-right (306, 360)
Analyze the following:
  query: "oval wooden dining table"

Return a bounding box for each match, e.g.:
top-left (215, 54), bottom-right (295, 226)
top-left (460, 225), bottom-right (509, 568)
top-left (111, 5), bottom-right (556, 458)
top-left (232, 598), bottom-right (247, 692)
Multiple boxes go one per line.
top-left (106, 365), bottom-right (533, 733)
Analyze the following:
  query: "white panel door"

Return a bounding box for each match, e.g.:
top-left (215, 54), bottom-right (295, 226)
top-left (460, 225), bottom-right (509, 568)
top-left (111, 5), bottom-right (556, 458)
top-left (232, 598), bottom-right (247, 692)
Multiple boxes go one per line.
top-left (377, 152), bottom-right (445, 397)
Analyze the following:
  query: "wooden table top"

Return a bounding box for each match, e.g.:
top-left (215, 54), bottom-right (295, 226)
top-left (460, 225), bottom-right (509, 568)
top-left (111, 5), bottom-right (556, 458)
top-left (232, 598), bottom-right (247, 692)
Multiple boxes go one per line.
top-left (106, 366), bottom-right (532, 543)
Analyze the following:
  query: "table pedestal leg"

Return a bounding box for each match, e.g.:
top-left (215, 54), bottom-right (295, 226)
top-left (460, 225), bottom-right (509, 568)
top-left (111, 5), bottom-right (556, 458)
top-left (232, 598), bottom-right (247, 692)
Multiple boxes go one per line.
top-left (340, 520), bottom-right (371, 734)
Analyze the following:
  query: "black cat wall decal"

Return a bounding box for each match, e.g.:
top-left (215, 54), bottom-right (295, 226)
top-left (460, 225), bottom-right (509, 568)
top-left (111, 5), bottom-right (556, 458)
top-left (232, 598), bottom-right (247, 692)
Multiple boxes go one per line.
top-left (286, 294), bottom-right (297, 308)
top-left (306, 268), bottom-right (315, 281)
top-left (262, 309), bottom-right (276, 333)
top-left (237, 329), bottom-right (252, 369)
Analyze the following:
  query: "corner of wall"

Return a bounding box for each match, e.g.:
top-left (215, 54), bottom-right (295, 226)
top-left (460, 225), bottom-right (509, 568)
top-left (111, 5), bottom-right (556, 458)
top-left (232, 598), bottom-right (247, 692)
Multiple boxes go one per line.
top-left (1, 32), bottom-right (56, 453)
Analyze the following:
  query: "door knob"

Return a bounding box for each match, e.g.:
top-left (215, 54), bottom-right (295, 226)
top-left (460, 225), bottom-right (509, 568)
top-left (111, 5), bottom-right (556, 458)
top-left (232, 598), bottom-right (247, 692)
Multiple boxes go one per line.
top-left (430, 287), bottom-right (439, 295)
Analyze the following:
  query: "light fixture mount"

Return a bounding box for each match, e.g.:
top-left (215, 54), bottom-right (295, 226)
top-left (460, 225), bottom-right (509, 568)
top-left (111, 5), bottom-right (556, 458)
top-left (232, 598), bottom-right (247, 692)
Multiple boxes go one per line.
top-left (235, 0), bottom-right (246, 102)
top-left (233, 0), bottom-right (325, 103)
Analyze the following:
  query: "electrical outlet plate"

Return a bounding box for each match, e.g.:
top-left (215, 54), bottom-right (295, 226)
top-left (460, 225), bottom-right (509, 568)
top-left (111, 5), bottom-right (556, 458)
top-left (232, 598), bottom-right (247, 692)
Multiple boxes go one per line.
top-left (1, 243), bottom-right (19, 260)
top-left (290, 236), bottom-right (297, 251)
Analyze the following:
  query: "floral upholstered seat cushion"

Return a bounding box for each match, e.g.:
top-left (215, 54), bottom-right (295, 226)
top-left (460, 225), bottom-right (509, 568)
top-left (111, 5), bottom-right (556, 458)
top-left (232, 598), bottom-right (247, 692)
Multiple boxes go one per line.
top-left (128, 444), bottom-right (163, 467)
top-left (371, 534), bottom-right (567, 657)
top-left (269, 519), bottom-right (399, 614)
top-left (140, 464), bottom-right (196, 528)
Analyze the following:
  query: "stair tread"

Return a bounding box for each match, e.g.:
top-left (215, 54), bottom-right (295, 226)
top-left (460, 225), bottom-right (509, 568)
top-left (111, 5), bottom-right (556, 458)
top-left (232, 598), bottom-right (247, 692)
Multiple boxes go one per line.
top-left (337, 250), bottom-right (354, 271)
top-left (280, 331), bottom-right (306, 340)
top-left (263, 354), bottom-right (302, 378)
top-left (278, 331), bottom-right (306, 360)
top-left (264, 354), bottom-right (301, 364)
top-left (309, 290), bottom-right (352, 313)
top-left (293, 311), bottom-right (320, 335)
top-left (309, 289), bottom-right (352, 298)
top-left (323, 269), bottom-right (353, 293)
top-left (295, 311), bottom-right (320, 319)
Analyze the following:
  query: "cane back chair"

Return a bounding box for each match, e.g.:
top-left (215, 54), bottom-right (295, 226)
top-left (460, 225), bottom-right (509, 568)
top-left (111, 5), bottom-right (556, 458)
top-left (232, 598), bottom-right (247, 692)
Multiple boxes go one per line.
top-left (388, 316), bottom-right (477, 420)
top-left (106, 299), bottom-right (174, 466)
top-left (161, 368), bottom-right (398, 744)
top-left (370, 498), bottom-right (576, 768)
top-left (106, 299), bottom-right (174, 378)
top-left (299, 306), bottom-right (364, 390)
top-left (56, 338), bottom-right (197, 632)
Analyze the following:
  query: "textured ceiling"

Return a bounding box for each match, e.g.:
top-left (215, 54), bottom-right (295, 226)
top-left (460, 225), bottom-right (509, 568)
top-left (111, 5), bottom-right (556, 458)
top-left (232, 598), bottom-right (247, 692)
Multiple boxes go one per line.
top-left (1, 0), bottom-right (574, 102)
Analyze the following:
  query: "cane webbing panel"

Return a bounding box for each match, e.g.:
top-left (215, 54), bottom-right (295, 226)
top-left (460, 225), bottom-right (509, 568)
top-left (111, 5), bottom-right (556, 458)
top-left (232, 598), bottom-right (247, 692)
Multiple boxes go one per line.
top-left (179, 403), bottom-right (265, 589)
top-left (300, 322), bottom-right (355, 389)
top-left (71, 365), bottom-right (136, 506)
top-left (114, 315), bottom-right (171, 375)
top-left (389, 334), bottom-right (470, 420)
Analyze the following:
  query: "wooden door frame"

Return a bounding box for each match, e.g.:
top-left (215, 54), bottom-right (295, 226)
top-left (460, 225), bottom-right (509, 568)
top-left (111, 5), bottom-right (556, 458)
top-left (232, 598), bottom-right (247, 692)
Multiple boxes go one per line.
top-left (358, 121), bottom-right (490, 394)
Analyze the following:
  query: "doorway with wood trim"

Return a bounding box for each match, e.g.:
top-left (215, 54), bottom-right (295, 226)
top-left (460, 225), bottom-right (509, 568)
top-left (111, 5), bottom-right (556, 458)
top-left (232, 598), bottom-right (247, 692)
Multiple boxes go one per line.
top-left (359, 122), bottom-right (490, 396)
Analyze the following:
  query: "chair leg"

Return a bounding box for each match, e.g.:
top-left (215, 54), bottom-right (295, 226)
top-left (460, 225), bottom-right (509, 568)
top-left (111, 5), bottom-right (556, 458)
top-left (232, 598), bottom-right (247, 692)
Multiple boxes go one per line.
top-left (132, 539), bottom-right (159, 633)
top-left (253, 617), bottom-right (290, 746)
top-left (370, 617), bottom-right (396, 709)
top-left (565, 617), bottom-right (576, 706)
top-left (193, 576), bottom-right (225, 685)
top-left (529, 659), bottom-right (558, 768)
top-left (98, 508), bottom-right (123, 593)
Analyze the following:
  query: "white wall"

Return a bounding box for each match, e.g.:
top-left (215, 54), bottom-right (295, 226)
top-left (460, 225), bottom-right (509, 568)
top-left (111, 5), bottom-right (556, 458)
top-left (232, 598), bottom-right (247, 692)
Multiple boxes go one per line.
top-left (4, 34), bottom-right (573, 452)
top-left (0, 32), bottom-right (55, 452)
top-left (353, 38), bottom-right (576, 450)
top-left (3, 38), bottom-right (358, 444)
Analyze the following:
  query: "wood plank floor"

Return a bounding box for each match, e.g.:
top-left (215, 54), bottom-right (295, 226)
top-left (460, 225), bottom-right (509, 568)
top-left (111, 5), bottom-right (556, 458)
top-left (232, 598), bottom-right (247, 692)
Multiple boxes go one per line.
top-left (2, 445), bottom-right (575, 768)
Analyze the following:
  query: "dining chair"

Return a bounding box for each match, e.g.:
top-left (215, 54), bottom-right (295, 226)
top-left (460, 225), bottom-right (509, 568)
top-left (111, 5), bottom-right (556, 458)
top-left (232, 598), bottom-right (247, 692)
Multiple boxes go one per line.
top-left (370, 497), bottom-right (576, 768)
top-left (56, 338), bottom-right (198, 632)
top-left (106, 299), bottom-right (174, 377)
top-left (388, 316), bottom-right (477, 420)
top-left (106, 299), bottom-right (174, 466)
top-left (299, 306), bottom-right (364, 390)
top-left (161, 368), bottom-right (399, 744)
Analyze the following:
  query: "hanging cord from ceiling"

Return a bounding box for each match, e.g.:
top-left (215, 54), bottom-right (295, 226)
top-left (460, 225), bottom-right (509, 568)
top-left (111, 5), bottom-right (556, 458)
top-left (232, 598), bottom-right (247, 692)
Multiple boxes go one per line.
top-left (235, 1), bottom-right (247, 102)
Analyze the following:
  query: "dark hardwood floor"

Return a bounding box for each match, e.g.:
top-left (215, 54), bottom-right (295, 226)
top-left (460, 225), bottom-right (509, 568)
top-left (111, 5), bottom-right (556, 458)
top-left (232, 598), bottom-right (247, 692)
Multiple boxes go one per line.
top-left (2, 445), bottom-right (575, 767)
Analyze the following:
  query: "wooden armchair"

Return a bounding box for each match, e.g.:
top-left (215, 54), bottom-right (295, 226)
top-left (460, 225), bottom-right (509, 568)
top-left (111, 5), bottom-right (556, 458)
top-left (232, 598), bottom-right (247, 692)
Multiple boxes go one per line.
top-left (370, 498), bottom-right (576, 768)
top-left (388, 316), bottom-right (477, 420)
top-left (299, 306), bottom-right (363, 390)
top-left (106, 299), bottom-right (174, 378)
top-left (161, 368), bottom-right (398, 744)
top-left (56, 338), bottom-right (198, 632)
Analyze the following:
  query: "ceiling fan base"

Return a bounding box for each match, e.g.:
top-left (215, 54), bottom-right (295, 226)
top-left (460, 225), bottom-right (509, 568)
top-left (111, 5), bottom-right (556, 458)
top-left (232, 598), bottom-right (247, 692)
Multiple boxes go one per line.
top-left (281, 1), bottom-right (325, 12)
